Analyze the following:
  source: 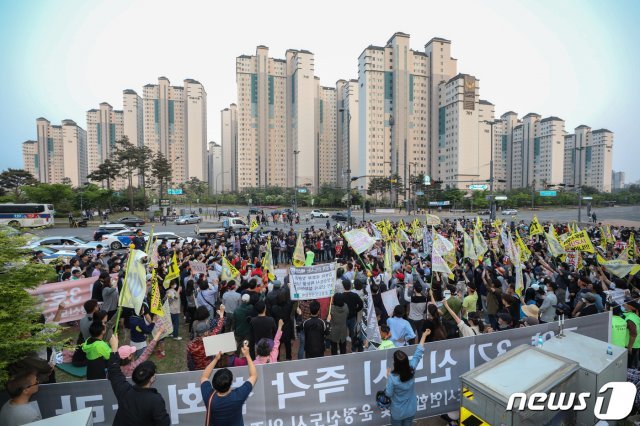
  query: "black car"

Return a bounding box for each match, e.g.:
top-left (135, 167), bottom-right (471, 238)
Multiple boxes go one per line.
top-left (477, 209), bottom-right (490, 215)
top-left (115, 216), bottom-right (146, 226)
top-left (331, 212), bottom-right (348, 222)
top-left (249, 207), bottom-right (262, 215)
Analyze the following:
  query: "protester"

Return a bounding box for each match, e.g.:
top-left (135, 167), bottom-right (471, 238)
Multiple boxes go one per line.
top-left (254, 319), bottom-right (284, 365)
top-left (82, 321), bottom-right (116, 380)
top-left (200, 342), bottom-right (258, 426)
top-left (384, 329), bottom-right (430, 425)
top-left (302, 300), bottom-right (326, 358)
top-left (327, 293), bottom-right (349, 355)
top-left (387, 305), bottom-right (416, 347)
top-left (0, 371), bottom-right (42, 425)
top-left (107, 336), bottom-right (171, 425)
top-left (118, 326), bottom-right (164, 377)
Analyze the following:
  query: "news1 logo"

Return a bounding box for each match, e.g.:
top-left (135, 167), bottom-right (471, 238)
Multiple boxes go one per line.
top-left (506, 382), bottom-right (637, 420)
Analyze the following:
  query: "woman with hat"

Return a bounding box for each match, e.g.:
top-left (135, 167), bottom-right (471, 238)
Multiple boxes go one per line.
top-left (118, 325), bottom-right (165, 377)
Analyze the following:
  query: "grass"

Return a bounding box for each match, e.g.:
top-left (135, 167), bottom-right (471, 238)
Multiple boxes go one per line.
top-left (55, 316), bottom-right (190, 383)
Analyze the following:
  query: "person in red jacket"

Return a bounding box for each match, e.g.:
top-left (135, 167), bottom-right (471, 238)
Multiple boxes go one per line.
top-left (187, 311), bottom-right (225, 371)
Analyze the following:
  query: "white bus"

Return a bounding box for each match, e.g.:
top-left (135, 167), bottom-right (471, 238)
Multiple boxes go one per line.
top-left (0, 203), bottom-right (55, 228)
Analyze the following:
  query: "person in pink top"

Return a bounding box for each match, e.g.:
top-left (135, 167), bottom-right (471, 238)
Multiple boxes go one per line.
top-left (117, 326), bottom-right (164, 377)
top-left (253, 319), bottom-right (284, 365)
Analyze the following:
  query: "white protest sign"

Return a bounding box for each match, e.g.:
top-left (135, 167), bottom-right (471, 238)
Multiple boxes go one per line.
top-left (152, 300), bottom-right (173, 340)
top-left (189, 261), bottom-right (207, 276)
top-left (422, 228), bottom-right (433, 254)
top-left (381, 288), bottom-right (400, 316)
top-left (203, 332), bottom-right (238, 356)
top-left (343, 229), bottom-right (376, 254)
top-left (289, 263), bottom-right (336, 301)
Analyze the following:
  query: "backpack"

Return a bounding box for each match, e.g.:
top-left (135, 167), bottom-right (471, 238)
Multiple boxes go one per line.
top-left (376, 390), bottom-right (391, 410)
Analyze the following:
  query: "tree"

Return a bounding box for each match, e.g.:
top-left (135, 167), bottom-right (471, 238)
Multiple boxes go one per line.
top-left (113, 137), bottom-right (139, 212)
top-left (87, 159), bottom-right (119, 190)
top-left (23, 183), bottom-right (75, 212)
top-left (0, 169), bottom-right (37, 201)
top-left (184, 177), bottom-right (207, 203)
top-left (151, 152), bottom-right (173, 209)
top-left (0, 229), bottom-right (62, 386)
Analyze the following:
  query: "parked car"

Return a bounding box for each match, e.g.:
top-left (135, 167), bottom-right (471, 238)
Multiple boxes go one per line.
top-left (196, 218), bottom-right (249, 237)
top-left (502, 209), bottom-right (518, 215)
top-left (93, 224), bottom-right (130, 241)
top-left (331, 212), bottom-right (348, 222)
top-left (477, 209), bottom-right (490, 215)
top-left (114, 216), bottom-right (146, 227)
top-left (310, 209), bottom-right (330, 218)
top-left (101, 229), bottom-right (148, 250)
top-left (218, 209), bottom-right (239, 218)
top-left (150, 232), bottom-right (196, 245)
top-left (27, 236), bottom-right (103, 254)
top-left (33, 246), bottom-right (77, 264)
top-left (175, 214), bottom-right (202, 225)
top-left (248, 207), bottom-right (262, 215)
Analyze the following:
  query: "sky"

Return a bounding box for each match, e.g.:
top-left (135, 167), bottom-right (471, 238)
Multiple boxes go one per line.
top-left (1, 0), bottom-right (639, 182)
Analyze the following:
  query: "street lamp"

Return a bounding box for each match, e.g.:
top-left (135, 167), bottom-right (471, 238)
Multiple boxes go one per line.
top-left (482, 120), bottom-right (496, 220)
top-left (407, 161), bottom-right (418, 214)
top-left (293, 150), bottom-right (300, 214)
top-left (575, 143), bottom-right (586, 223)
top-left (214, 171), bottom-right (229, 215)
top-left (338, 108), bottom-right (352, 190)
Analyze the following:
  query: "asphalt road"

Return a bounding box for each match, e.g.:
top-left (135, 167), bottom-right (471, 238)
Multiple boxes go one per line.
top-left (31, 205), bottom-right (638, 243)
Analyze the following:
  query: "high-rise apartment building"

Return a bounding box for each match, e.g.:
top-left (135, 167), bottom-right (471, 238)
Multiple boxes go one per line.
top-left (236, 46), bottom-right (288, 189)
top-left (34, 118), bottom-right (87, 185)
top-left (143, 77), bottom-right (186, 183)
top-left (336, 79), bottom-right (359, 188)
top-left (564, 125), bottom-right (613, 192)
top-left (207, 141), bottom-right (222, 195)
top-left (86, 102), bottom-right (123, 176)
top-left (22, 140), bottom-right (38, 178)
top-left (184, 79), bottom-right (207, 181)
top-left (612, 171), bottom-right (625, 191)
top-left (318, 86), bottom-right (337, 186)
top-left (123, 89), bottom-right (143, 147)
top-left (357, 32), bottom-right (429, 197)
top-left (220, 104), bottom-right (238, 192)
top-left (435, 74), bottom-right (494, 188)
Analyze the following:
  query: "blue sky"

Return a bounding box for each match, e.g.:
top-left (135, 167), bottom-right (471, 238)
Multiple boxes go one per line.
top-left (1, 0), bottom-right (638, 182)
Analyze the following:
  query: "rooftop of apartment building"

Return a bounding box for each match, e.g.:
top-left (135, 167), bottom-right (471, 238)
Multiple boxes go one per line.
top-left (540, 116), bottom-right (564, 123)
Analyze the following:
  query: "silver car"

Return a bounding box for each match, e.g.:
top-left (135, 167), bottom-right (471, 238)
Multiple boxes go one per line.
top-left (175, 214), bottom-right (202, 225)
top-left (27, 236), bottom-right (103, 254)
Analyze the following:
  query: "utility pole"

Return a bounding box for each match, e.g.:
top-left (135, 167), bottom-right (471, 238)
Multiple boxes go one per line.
top-left (576, 142), bottom-right (584, 223)
top-left (482, 121), bottom-right (496, 220)
top-left (346, 168), bottom-right (352, 227)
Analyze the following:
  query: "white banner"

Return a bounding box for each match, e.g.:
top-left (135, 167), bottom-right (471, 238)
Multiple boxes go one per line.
top-left (289, 263), bottom-right (336, 301)
top-left (189, 261), bottom-right (207, 276)
top-left (13, 313), bottom-right (610, 426)
top-left (381, 288), bottom-right (400, 316)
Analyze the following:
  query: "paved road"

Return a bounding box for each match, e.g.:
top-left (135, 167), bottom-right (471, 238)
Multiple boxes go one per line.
top-left (31, 205), bottom-right (638, 243)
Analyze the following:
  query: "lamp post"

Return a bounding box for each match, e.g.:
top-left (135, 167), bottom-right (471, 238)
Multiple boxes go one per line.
top-left (214, 171), bottom-right (229, 215)
top-left (293, 150), bottom-right (300, 214)
top-left (575, 143), bottom-right (585, 223)
top-left (407, 161), bottom-right (418, 215)
top-left (482, 120), bottom-right (496, 220)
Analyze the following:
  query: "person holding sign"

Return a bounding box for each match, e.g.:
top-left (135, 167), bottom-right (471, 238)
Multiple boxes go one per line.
top-left (200, 342), bottom-right (258, 426)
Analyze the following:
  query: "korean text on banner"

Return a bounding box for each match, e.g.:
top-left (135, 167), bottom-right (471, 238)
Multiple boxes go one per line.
top-left (289, 263), bottom-right (336, 301)
top-left (30, 276), bottom-right (115, 323)
top-left (21, 313), bottom-right (609, 426)
top-left (188, 261), bottom-right (207, 276)
top-left (343, 228), bottom-right (376, 254)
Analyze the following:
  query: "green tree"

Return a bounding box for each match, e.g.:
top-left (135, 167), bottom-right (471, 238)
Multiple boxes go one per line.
top-left (151, 152), bottom-right (173, 209)
top-left (0, 169), bottom-right (37, 201)
top-left (86, 159), bottom-right (119, 190)
top-left (0, 230), bottom-right (61, 385)
top-left (23, 183), bottom-right (75, 212)
top-left (184, 177), bottom-right (208, 203)
top-left (113, 136), bottom-right (139, 211)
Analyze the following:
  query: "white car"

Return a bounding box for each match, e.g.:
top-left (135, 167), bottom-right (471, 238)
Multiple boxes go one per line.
top-left (27, 236), bottom-right (103, 254)
top-left (502, 209), bottom-right (518, 215)
top-left (310, 209), bottom-right (330, 218)
top-left (175, 214), bottom-right (202, 225)
top-left (101, 229), bottom-right (148, 250)
top-left (32, 246), bottom-right (77, 264)
top-left (152, 232), bottom-right (196, 245)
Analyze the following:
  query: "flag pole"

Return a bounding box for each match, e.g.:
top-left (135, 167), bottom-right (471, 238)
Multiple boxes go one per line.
top-left (113, 245), bottom-right (136, 335)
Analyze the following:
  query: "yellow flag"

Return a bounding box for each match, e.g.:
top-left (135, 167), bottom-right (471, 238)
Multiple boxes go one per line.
top-left (163, 252), bottom-right (180, 289)
top-left (463, 231), bottom-right (477, 260)
top-left (250, 219), bottom-right (259, 232)
top-left (397, 229), bottom-right (411, 243)
top-left (221, 256), bottom-right (239, 281)
top-left (391, 241), bottom-right (404, 257)
top-left (293, 232), bottom-right (305, 267)
top-left (262, 238), bottom-right (276, 281)
top-left (397, 219), bottom-right (406, 231)
top-left (492, 218), bottom-right (503, 230)
top-left (628, 233), bottom-right (637, 260)
top-left (384, 243), bottom-right (393, 275)
top-left (425, 214), bottom-right (441, 226)
top-left (473, 228), bottom-right (488, 258)
top-left (563, 230), bottom-right (595, 253)
top-left (375, 220), bottom-right (387, 232)
top-left (606, 225), bottom-right (615, 244)
top-left (597, 254), bottom-right (640, 278)
top-left (149, 270), bottom-right (164, 317)
top-left (475, 216), bottom-right (482, 232)
top-left (546, 230), bottom-right (567, 257)
top-left (515, 232), bottom-right (532, 261)
top-left (529, 216), bottom-right (543, 237)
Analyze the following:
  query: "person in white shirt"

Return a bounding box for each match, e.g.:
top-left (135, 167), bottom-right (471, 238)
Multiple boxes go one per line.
top-left (0, 371), bottom-right (42, 426)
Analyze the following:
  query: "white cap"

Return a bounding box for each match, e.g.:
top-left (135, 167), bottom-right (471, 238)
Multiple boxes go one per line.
top-left (241, 294), bottom-right (250, 302)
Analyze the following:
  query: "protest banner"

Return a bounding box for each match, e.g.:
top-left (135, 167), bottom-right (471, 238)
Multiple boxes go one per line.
top-left (21, 313), bottom-right (609, 425)
top-left (563, 230), bottom-right (595, 253)
top-left (422, 228), bottom-right (433, 254)
top-left (343, 228), bottom-right (376, 254)
top-left (153, 300), bottom-right (173, 339)
top-left (30, 275), bottom-right (117, 323)
top-left (188, 261), bottom-right (207, 276)
top-left (288, 263), bottom-right (336, 301)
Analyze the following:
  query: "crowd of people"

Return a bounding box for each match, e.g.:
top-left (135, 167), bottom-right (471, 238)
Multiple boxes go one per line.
top-left (2, 215), bottom-right (640, 425)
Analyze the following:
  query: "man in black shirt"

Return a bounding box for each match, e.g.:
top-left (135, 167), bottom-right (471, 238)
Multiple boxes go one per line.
top-left (250, 301), bottom-right (276, 353)
top-left (91, 272), bottom-right (111, 302)
top-left (303, 301), bottom-right (326, 358)
top-left (132, 229), bottom-right (146, 251)
top-left (342, 281), bottom-right (363, 352)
